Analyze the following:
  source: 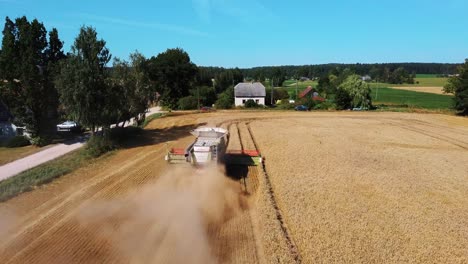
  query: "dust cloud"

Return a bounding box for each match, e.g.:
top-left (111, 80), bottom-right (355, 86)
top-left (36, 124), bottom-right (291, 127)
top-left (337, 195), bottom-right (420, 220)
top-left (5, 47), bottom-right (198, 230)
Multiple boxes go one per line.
top-left (77, 165), bottom-right (246, 264)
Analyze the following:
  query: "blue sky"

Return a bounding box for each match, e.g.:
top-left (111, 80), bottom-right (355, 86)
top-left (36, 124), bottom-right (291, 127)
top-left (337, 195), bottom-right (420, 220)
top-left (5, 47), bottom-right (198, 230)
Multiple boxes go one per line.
top-left (1, 0), bottom-right (468, 68)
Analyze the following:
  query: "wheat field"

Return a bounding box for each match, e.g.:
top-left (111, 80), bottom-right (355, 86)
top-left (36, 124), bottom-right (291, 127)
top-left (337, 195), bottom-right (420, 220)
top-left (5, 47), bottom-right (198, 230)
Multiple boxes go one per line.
top-left (1, 111), bottom-right (467, 263)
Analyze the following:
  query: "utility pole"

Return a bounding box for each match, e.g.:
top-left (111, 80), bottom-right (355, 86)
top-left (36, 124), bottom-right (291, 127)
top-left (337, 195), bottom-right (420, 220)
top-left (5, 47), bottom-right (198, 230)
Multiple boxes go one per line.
top-left (197, 85), bottom-right (200, 110)
top-left (271, 78), bottom-right (274, 105)
top-left (295, 77), bottom-right (298, 101)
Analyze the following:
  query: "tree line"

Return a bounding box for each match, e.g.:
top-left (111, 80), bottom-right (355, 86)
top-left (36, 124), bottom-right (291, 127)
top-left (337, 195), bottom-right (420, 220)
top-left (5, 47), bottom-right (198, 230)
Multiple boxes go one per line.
top-left (1, 16), bottom-right (466, 146)
top-left (240, 63), bottom-right (460, 81)
top-left (0, 16), bottom-right (207, 144)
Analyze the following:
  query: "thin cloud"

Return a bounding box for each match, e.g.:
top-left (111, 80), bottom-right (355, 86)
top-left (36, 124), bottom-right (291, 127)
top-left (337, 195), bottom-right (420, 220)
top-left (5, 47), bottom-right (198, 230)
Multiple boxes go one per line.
top-left (77, 13), bottom-right (209, 37)
top-left (192, 0), bottom-right (276, 23)
top-left (192, 0), bottom-right (212, 23)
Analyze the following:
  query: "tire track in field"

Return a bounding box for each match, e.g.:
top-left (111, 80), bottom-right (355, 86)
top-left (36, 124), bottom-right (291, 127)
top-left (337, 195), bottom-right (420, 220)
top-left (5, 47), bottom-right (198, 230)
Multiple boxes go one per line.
top-left (245, 122), bottom-right (302, 264)
top-left (387, 120), bottom-right (468, 151)
top-left (207, 121), bottom-right (262, 263)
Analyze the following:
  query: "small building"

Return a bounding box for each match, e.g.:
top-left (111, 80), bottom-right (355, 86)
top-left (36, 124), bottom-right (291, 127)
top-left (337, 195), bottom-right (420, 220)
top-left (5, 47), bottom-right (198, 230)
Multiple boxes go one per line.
top-left (361, 75), bottom-right (372, 81)
top-left (234, 82), bottom-right (266, 106)
top-left (299, 86), bottom-right (325, 102)
top-left (0, 101), bottom-right (17, 141)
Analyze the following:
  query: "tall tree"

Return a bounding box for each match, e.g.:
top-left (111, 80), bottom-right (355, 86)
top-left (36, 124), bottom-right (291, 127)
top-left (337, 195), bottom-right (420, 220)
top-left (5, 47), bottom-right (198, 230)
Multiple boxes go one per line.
top-left (0, 16), bottom-right (64, 139)
top-left (271, 67), bottom-right (286, 87)
top-left (338, 75), bottom-right (372, 109)
top-left (111, 52), bottom-right (155, 126)
top-left (147, 48), bottom-right (198, 108)
top-left (444, 59), bottom-right (468, 115)
top-left (56, 26), bottom-right (113, 134)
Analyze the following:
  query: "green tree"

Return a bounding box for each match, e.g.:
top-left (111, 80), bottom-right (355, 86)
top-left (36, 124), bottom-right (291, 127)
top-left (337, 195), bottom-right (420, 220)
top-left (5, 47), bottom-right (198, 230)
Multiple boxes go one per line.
top-left (271, 67), bottom-right (286, 87)
top-left (177, 96), bottom-right (198, 110)
top-left (334, 88), bottom-right (352, 110)
top-left (0, 16), bottom-right (65, 139)
top-left (265, 87), bottom-right (290, 105)
top-left (55, 26), bottom-right (113, 134)
top-left (190, 86), bottom-right (217, 107)
top-left (147, 48), bottom-right (198, 108)
top-left (214, 68), bottom-right (244, 93)
top-left (111, 52), bottom-right (155, 126)
top-left (338, 75), bottom-right (372, 109)
top-left (244, 99), bottom-right (259, 108)
top-left (444, 59), bottom-right (468, 115)
top-left (215, 86), bottom-right (234, 109)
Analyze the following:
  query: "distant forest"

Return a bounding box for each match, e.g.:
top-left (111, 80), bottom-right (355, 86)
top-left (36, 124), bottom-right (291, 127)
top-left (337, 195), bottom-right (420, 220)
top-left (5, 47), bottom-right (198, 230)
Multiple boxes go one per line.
top-left (199, 63), bottom-right (460, 81)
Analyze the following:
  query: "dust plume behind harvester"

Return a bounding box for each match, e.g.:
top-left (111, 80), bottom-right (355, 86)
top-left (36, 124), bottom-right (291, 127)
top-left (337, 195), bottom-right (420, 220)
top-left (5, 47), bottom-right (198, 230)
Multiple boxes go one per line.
top-left (165, 126), bottom-right (262, 166)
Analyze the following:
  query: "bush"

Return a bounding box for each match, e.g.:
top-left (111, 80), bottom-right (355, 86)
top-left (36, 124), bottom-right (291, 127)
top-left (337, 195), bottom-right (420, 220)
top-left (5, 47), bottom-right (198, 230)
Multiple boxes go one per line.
top-left (314, 101), bottom-right (335, 110)
top-left (334, 88), bottom-right (353, 110)
top-left (277, 102), bottom-right (295, 110)
top-left (30, 136), bottom-right (51, 147)
top-left (215, 94), bottom-right (233, 109)
top-left (5, 135), bottom-right (31, 148)
top-left (178, 96), bottom-right (199, 110)
top-left (300, 98), bottom-right (317, 110)
top-left (85, 135), bottom-right (116, 158)
top-left (244, 99), bottom-right (259, 108)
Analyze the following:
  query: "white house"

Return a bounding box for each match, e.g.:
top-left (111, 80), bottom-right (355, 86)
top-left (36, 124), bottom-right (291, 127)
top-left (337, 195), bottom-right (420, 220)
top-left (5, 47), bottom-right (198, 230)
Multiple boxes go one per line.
top-left (234, 82), bottom-right (266, 106)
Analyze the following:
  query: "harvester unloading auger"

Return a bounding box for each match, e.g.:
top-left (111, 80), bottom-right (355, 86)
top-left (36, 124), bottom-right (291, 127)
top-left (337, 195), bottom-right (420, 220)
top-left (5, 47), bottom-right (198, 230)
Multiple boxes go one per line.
top-left (165, 127), bottom-right (262, 166)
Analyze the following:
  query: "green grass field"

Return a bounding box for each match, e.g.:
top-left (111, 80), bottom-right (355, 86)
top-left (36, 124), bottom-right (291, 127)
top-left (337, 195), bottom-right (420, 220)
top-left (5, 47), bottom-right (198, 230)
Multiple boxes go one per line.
top-left (279, 77), bottom-right (452, 109)
top-left (282, 80), bottom-right (318, 98)
top-left (371, 87), bottom-right (454, 109)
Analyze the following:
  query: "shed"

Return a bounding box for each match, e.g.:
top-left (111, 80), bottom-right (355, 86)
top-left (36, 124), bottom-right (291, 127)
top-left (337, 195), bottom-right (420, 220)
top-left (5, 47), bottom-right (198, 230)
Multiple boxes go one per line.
top-left (234, 82), bottom-right (266, 106)
top-left (299, 86), bottom-right (325, 102)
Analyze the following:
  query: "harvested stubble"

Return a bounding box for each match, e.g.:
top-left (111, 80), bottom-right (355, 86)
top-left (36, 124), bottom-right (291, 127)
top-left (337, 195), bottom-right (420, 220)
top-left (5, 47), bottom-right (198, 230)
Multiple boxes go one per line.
top-left (0, 114), bottom-right (258, 264)
top-left (237, 122), bottom-right (256, 150)
top-left (250, 114), bottom-right (468, 263)
top-left (227, 124), bottom-right (242, 151)
top-left (252, 166), bottom-right (297, 264)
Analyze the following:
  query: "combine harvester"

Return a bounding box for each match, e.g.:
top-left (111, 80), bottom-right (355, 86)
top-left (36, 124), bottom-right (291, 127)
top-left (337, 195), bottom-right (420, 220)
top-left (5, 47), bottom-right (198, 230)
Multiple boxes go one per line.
top-left (165, 127), bottom-right (262, 166)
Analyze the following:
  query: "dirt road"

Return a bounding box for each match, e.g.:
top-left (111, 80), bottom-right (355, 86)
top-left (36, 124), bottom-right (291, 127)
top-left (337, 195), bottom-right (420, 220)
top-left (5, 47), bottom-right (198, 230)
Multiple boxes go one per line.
top-left (0, 107), bottom-right (165, 181)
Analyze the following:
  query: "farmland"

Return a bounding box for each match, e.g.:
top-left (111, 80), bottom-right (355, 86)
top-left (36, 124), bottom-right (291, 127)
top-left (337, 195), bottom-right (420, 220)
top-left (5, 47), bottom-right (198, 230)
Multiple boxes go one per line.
top-left (1, 111), bottom-right (468, 263)
top-left (371, 87), bottom-right (454, 109)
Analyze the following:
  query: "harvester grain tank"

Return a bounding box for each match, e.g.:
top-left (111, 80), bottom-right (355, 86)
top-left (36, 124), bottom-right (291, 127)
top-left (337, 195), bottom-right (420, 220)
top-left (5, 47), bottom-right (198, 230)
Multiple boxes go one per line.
top-left (165, 127), bottom-right (228, 165)
top-left (165, 126), bottom-right (262, 166)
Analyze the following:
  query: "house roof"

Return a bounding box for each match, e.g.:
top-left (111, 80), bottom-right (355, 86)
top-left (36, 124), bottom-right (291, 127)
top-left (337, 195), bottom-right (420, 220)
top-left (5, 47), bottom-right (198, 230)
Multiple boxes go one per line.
top-left (299, 86), bottom-right (313, 98)
top-left (299, 86), bottom-right (325, 101)
top-left (234, 82), bottom-right (266, 97)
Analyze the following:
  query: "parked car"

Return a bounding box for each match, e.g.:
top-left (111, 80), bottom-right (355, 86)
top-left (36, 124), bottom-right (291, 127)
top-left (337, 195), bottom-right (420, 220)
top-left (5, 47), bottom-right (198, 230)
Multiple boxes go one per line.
top-left (57, 121), bottom-right (82, 132)
top-left (200, 106), bottom-right (214, 112)
top-left (294, 105), bottom-right (309, 111)
top-left (352, 107), bottom-right (369, 111)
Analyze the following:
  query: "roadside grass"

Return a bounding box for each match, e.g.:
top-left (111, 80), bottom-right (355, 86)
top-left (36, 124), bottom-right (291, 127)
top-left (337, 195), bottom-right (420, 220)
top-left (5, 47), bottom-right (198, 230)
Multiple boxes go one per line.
top-left (0, 113), bottom-right (165, 202)
top-left (371, 87), bottom-right (454, 109)
top-left (0, 149), bottom-right (96, 202)
top-left (141, 113), bottom-right (165, 128)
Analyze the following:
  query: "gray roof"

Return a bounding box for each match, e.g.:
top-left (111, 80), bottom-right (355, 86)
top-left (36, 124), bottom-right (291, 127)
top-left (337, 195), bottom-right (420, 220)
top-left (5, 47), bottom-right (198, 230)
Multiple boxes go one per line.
top-left (234, 82), bottom-right (266, 97)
